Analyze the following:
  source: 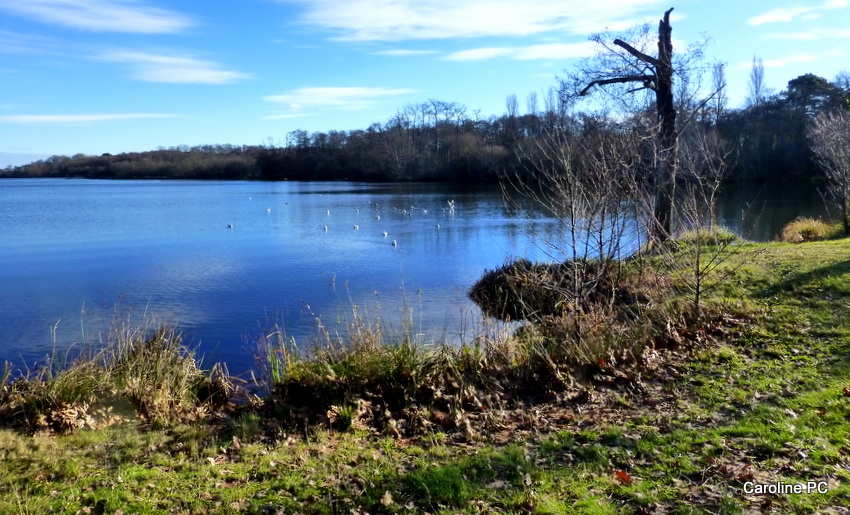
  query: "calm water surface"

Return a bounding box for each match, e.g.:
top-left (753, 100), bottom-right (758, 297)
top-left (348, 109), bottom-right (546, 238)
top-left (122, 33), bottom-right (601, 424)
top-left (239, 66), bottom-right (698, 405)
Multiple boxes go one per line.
top-left (0, 179), bottom-right (830, 376)
top-left (1, 179), bottom-right (562, 376)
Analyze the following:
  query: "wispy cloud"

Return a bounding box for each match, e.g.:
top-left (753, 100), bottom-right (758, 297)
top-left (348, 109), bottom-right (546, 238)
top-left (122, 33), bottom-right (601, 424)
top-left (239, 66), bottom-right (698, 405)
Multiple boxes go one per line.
top-left (748, 6), bottom-right (810, 25)
top-left (763, 27), bottom-right (850, 40)
top-left (100, 51), bottom-right (251, 84)
top-left (278, 0), bottom-right (663, 41)
top-left (445, 42), bottom-right (595, 61)
top-left (762, 52), bottom-right (843, 68)
top-left (748, 0), bottom-right (847, 26)
top-left (0, 0), bottom-right (194, 33)
top-left (0, 30), bottom-right (58, 55)
top-left (0, 113), bottom-right (178, 125)
top-left (373, 49), bottom-right (438, 56)
top-left (264, 87), bottom-right (414, 113)
top-left (763, 55), bottom-right (818, 68)
top-left (445, 47), bottom-right (513, 61)
top-left (262, 113), bottom-right (314, 120)
top-left (735, 51), bottom-right (842, 69)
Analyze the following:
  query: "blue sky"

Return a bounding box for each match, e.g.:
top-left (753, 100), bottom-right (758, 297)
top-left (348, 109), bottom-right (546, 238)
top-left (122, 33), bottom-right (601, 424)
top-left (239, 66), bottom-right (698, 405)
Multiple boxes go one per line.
top-left (1, 0), bottom-right (848, 167)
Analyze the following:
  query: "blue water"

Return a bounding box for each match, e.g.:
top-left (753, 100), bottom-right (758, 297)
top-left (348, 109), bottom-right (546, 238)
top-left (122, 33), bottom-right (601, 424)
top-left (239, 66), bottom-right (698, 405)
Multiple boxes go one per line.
top-left (1, 179), bottom-right (568, 376)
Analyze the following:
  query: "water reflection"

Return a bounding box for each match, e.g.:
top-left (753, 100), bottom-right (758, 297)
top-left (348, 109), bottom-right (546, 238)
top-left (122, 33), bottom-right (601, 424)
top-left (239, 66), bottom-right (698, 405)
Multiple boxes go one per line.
top-left (715, 181), bottom-right (832, 241)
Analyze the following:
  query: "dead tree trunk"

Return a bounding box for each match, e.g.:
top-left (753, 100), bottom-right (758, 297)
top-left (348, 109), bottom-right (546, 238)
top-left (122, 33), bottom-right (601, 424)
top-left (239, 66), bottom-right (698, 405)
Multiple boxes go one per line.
top-left (581, 8), bottom-right (678, 242)
top-left (653, 8), bottom-right (677, 241)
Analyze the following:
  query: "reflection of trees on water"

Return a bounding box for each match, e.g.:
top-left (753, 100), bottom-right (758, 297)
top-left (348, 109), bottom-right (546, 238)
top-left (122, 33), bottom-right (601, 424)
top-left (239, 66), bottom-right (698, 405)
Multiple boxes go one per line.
top-left (714, 182), bottom-right (833, 241)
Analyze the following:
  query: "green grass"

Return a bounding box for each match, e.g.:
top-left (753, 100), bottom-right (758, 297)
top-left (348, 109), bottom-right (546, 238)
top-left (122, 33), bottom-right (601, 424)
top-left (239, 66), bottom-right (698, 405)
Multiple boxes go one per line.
top-left (3, 238), bottom-right (850, 512)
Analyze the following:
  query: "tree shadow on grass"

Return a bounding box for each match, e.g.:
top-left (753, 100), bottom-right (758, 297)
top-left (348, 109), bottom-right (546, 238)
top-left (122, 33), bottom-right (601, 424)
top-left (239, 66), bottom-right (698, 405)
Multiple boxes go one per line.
top-left (755, 259), bottom-right (850, 300)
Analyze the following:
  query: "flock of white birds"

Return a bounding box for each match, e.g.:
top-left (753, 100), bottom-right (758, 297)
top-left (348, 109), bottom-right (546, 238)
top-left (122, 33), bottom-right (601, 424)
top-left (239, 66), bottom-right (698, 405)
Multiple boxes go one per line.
top-left (228, 198), bottom-right (457, 251)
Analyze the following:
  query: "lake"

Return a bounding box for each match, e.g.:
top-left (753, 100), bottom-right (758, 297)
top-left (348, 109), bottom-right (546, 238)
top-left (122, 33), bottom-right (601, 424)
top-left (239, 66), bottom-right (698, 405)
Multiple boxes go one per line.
top-left (0, 178), bottom-right (831, 378)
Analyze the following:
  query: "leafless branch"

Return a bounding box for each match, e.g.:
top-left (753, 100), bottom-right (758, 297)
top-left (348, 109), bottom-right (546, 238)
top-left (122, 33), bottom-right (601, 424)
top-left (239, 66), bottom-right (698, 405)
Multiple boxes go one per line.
top-left (613, 39), bottom-right (661, 68)
top-left (580, 75), bottom-right (657, 96)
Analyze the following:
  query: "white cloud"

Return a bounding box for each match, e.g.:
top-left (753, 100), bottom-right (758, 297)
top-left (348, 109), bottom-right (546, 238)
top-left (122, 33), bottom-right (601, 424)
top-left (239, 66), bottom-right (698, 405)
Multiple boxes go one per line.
top-left (101, 51), bottom-right (251, 84)
top-left (262, 113), bottom-right (314, 120)
top-left (735, 51), bottom-right (843, 69)
top-left (277, 0), bottom-right (664, 41)
top-left (264, 87), bottom-right (414, 112)
top-left (0, 0), bottom-right (193, 33)
top-left (515, 42), bottom-right (596, 60)
top-left (763, 27), bottom-right (850, 40)
top-left (445, 42), bottom-right (594, 61)
top-left (0, 113), bottom-right (178, 124)
top-left (762, 54), bottom-right (818, 68)
top-left (748, 6), bottom-right (810, 25)
top-left (762, 51), bottom-right (846, 68)
top-left (454, 42), bottom-right (596, 61)
top-left (373, 49), bottom-right (438, 56)
top-left (748, 0), bottom-right (847, 26)
top-left (445, 47), bottom-right (513, 61)
top-left (0, 30), bottom-right (57, 55)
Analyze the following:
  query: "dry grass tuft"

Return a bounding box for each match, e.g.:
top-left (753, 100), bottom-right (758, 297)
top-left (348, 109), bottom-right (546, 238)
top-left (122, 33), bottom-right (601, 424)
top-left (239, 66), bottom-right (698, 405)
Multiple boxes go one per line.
top-left (0, 322), bottom-right (235, 432)
top-left (779, 217), bottom-right (838, 243)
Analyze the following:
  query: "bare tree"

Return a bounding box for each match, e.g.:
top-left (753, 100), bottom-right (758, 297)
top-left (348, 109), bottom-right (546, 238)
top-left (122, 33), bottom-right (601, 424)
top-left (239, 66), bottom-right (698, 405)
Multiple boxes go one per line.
top-left (505, 94), bottom-right (519, 118)
top-left (527, 92), bottom-right (539, 116)
top-left (710, 62), bottom-right (728, 123)
top-left (504, 94), bottom-right (521, 146)
top-left (576, 8), bottom-right (678, 242)
top-left (500, 118), bottom-right (645, 315)
top-left (746, 56), bottom-right (768, 109)
top-left (542, 86), bottom-right (567, 132)
top-left (809, 109), bottom-right (850, 235)
top-left (835, 71), bottom-right (850, 95)
top-left (654, 126), bottom-right (742, 321)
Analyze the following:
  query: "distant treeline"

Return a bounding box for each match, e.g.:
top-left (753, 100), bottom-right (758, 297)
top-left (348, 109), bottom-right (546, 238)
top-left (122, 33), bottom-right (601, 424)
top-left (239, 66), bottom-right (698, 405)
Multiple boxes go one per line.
top-left (4, 73), bottom-right (848, 183)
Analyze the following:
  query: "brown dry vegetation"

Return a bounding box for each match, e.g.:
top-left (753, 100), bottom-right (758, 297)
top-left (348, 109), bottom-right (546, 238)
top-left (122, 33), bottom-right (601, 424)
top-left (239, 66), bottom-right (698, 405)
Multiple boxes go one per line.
top-left (0, 326), bottom-right (234, 433)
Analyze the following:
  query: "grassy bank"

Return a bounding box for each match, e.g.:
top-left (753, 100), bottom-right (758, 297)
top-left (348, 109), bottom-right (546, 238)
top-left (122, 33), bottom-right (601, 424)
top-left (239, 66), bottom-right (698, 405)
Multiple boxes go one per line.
top-left (2, 238), bottom-right (850, 513)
